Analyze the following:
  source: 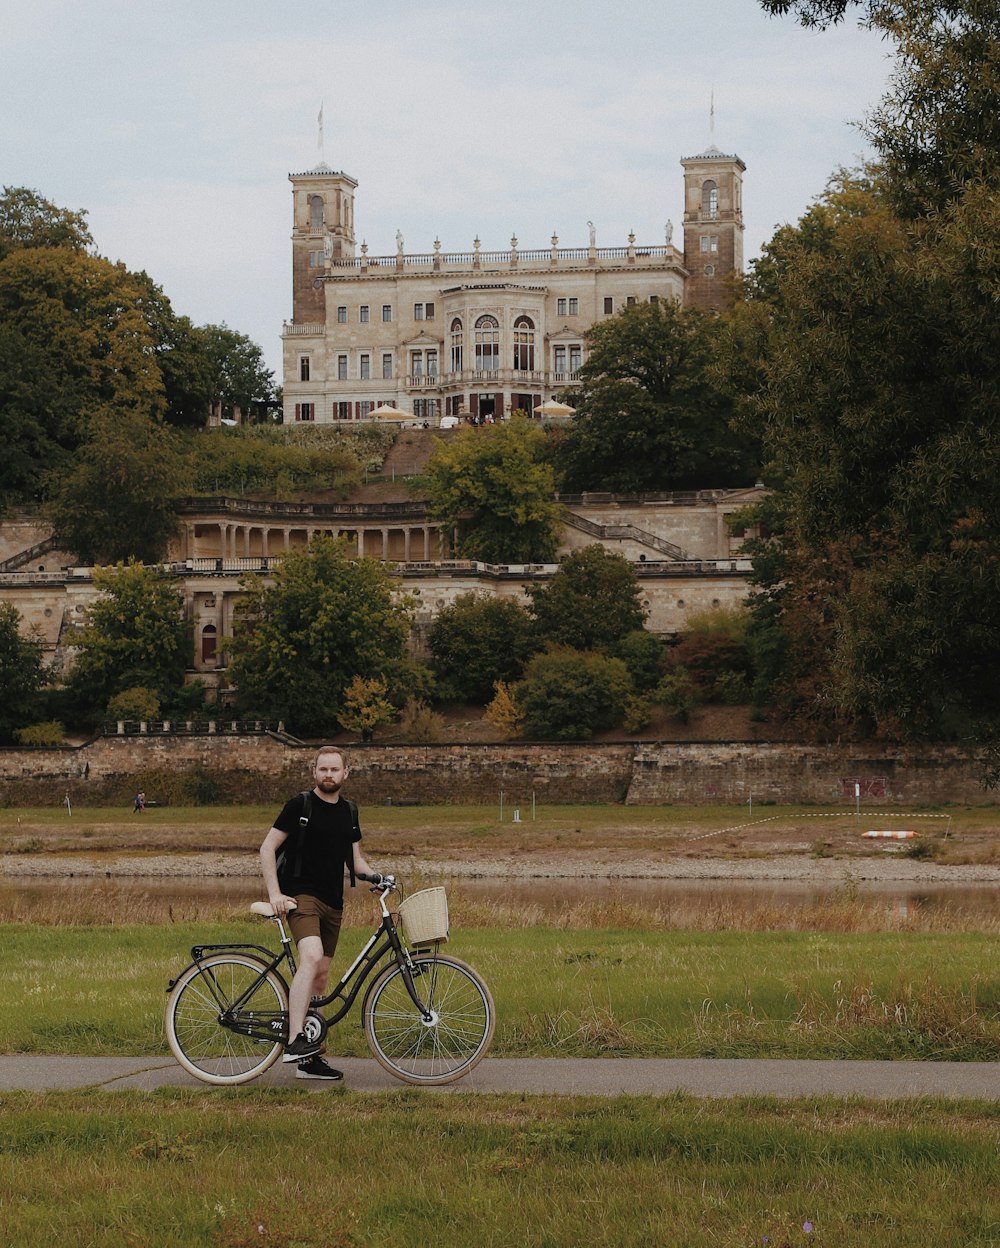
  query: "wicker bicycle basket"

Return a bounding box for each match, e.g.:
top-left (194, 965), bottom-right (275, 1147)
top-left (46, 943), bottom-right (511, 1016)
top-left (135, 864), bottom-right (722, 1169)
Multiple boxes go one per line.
top-left (397, 887), bottom-right (449, 945)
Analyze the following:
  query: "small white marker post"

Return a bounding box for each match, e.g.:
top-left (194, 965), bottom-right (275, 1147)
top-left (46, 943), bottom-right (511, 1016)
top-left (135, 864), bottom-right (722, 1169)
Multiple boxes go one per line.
top-left (513, 809), bottom-right (521, 823)
top-left (65, 794), bottom-right (72, 818)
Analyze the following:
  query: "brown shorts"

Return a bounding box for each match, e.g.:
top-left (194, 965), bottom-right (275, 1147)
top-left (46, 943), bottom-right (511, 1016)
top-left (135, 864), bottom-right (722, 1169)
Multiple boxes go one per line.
top-left (288, 894), bottom-right (344, 957)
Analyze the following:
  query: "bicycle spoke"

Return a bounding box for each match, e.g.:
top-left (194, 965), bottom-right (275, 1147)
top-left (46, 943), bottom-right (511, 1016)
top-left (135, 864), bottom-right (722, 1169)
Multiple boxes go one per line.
top-left (364, 955), bottom-right (494, 1085)
top-left (166, 955), bottom-right (287, 1086)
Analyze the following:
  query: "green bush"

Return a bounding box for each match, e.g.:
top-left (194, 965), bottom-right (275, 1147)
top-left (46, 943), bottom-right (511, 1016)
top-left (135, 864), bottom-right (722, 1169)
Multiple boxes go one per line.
top-left (518, 647), bottom-right (633, 740)
top-left (13, 721), bottom-right (65, 746)
top-left (106, 687), bottom-right (161, 722)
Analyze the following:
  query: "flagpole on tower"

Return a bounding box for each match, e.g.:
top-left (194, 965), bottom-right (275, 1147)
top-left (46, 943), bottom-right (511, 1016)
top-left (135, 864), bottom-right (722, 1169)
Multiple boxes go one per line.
top-left (317, 102), bottom-right (325, 162)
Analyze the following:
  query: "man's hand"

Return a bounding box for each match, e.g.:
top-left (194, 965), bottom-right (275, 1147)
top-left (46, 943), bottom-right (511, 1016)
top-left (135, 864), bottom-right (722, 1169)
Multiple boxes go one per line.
top-left (269, 894), bottom-right (298, 917)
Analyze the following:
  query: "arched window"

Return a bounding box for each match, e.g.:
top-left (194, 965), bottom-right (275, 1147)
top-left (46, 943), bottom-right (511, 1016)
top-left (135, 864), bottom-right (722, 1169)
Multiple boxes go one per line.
top-left (474, 315), bottom-right (499, 372)
top-left (702, 180), bottom-right (718, 220)
top-left (450, 318), bottom-right (463, 373)
top-left (309, 194), bottom-right (325, 231)
top-left (201, 624), bottom-right (218, 665)
top-left (513, 315), bottom-right (535, 371)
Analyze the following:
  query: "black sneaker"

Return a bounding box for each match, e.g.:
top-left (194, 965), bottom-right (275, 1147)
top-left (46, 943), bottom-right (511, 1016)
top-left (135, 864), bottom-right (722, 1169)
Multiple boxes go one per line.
top-left (282, 1032), bottom-right (323, 1063)
top-left (296, 1055), bottom-right (344, 1082)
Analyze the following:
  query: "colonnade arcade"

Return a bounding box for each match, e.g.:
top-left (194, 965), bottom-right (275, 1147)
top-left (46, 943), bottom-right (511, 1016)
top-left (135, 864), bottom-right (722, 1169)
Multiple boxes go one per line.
top-left (181, 517), bottom-right (445, 563)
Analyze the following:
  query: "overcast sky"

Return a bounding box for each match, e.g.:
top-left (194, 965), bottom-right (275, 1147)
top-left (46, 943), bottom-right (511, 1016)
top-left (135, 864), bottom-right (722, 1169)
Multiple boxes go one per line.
top-left (3, 0), bottom-right (896, 378)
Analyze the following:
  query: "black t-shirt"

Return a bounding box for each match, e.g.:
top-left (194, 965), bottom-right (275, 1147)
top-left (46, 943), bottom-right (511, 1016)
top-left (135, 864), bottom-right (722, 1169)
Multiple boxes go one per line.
top-left (273, 791), bottom-right (361, 909)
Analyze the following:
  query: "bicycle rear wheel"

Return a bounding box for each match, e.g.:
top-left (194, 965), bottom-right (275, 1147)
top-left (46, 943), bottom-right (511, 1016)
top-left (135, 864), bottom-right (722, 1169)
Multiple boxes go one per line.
top-left (363, 953), bottom-right (495, 1085)
top-left (166, 953), bottom-right (288, 1086)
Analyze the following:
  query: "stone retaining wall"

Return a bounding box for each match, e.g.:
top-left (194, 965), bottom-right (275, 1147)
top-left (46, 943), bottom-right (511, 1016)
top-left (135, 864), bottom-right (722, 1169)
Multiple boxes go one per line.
top-left (0, 735), bottom-right (991, 808)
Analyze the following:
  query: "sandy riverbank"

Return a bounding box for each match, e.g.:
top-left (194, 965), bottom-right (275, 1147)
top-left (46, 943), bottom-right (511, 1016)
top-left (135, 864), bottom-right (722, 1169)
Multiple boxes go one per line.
top-left (6, 849), bottom-right (1000, 886)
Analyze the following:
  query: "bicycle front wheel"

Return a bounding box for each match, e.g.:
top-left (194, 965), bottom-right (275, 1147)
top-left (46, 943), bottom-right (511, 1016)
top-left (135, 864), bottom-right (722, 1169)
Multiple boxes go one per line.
top-left (363, 953), bottom-right (495, 1085)
top-left (166, 953), bottom-right (288, 1086)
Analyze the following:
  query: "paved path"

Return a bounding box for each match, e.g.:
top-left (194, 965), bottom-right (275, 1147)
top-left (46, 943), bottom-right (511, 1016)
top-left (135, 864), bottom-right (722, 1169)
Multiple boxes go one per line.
top-left (2, 1055), bottom-right (1000, 1098)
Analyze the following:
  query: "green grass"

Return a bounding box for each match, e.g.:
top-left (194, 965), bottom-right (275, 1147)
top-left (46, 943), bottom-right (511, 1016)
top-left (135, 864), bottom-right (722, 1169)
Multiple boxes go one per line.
top-left (3, 1089), bottom-right (1000, 1246)
top-left (5, 923), bottom-right (1000, 1062)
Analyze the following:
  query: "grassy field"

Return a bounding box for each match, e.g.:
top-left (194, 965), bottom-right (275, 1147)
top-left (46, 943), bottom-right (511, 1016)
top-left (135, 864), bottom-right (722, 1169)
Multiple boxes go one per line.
top-left (3, 1089), bottom-right (1000, 1246)
top-left (6, 802), bottom-right (1000, 1245)
top-left (3, 800), bottom-right (1000, 865)
top-left (5, 923), bottom-right (1000, 1062)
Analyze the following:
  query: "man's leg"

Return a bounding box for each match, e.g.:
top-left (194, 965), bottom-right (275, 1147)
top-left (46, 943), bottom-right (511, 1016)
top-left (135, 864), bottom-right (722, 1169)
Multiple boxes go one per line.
top-left (287, 935), bottom-right (332, 1041)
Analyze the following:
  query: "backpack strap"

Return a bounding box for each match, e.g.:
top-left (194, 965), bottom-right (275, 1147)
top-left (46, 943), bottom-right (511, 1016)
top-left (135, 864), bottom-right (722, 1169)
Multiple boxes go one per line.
top-left (285, 789), bottom-right (312, 881)
top-left (345, 797), bottom-right (359, 889)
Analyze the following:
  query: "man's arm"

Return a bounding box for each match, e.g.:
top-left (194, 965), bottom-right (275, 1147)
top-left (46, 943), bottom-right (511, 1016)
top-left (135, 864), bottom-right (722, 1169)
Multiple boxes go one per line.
top-left (259, 827), bottom-right (297, 916)
top-left (352, 841), bottom-right (379, 882)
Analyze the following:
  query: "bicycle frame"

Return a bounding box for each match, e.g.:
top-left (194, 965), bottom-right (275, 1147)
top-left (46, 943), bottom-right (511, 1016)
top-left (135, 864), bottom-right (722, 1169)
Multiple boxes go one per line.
top-left (175, 882), bottom-right (433, 1041)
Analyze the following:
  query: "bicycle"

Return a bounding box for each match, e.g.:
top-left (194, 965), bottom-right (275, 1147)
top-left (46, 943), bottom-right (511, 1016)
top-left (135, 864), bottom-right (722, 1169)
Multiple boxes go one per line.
top-left (165, 875), bottom-right (495, 1087)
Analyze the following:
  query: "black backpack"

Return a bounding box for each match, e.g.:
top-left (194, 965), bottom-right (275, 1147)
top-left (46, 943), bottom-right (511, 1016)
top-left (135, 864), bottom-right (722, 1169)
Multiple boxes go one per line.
top-left (275, 790), bottom-right (360, 894)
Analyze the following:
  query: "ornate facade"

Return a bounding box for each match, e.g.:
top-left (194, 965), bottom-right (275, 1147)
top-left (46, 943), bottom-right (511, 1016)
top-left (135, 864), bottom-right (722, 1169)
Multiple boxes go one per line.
top-left (282, 145), bottom-right (745, 425)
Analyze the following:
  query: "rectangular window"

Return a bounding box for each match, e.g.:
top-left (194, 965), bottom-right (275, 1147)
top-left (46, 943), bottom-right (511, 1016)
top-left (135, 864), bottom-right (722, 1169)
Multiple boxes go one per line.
top-left (337, 306), bottom-right (347, 323)
top-left (360, 304), bottom-right (370, 322)
top-left (414, 303), bottom-right (425, 321)
top-left (603, 296), bottom-right (613, 314)
top-left (360, 354), bottom-right (370, 380)
top-left (382, 352), bottom-right (393, 379)
top-left (427, 349), bottom-right (438, 377)
top-left (382, 305), bottom-right (392, 322)
top-left (626, 296), bottom-right (636, 307)
top-left (569, 345), bottom-right (582, 375)
top-left (308, 250), bottom-right (322, 268)
top-left (337, 354), bottom-right (348, 380)
top-left (411, 351), bottom-right (423, 378)
top-left (425, 301), bottom-right (435, 320)
top-left (337, 401), bottom-right (351, 420)
top-left (557, 297), bottom-right (567, 315)
top-left (553, 345), bottom-right (566, 374)
top-left (359, 401), bottom-right (372, 419)
top-left (649, 295), bottom-right (659, 304)
top-left (568, 297), bottom-right (578, 315)
top-left (299, 356), bottom-right (310, 382)
top-left (710, 235), bottom-right (718, 253)
top-left (297, 402), bottom-right (314, 422)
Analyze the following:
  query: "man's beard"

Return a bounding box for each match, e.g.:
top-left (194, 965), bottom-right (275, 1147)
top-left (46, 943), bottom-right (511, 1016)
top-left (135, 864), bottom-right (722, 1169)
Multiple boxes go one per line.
top-left (318, 778), bottom-right (342, 792)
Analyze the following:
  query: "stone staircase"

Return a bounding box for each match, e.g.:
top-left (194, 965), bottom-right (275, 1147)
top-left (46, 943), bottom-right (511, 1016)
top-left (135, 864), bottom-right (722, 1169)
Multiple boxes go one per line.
top-left (563, 511), bottom-right (689, 560)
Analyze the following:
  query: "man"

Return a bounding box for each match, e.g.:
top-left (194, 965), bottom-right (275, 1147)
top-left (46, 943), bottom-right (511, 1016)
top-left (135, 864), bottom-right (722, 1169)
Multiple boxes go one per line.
top-left (260, 747), bottom-right (380, 1081)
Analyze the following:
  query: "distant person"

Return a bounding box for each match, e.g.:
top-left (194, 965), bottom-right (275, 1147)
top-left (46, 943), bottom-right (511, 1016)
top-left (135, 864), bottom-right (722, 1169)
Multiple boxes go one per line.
top-left (133, 792), bottom-right (145, 813)
top-left (259, 747), bottom-right (381, 1082)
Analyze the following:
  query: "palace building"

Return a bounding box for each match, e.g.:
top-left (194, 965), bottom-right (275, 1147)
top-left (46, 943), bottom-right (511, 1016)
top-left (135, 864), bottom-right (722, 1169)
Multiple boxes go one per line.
top-left (281, 145), bottom-right (745, 426)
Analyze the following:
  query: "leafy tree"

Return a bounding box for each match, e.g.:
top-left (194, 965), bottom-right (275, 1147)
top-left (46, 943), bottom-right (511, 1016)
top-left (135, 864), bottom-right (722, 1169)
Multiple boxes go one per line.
top-left (0, 186), bottom-right (92, 260)
top-left (516, 647), bottom-right (633, 740)
top-left (668, 608), bottom-right (753, 704)
top-left (340, 675), bottom-right (396, 742)
top-left (49, 406), bottom-right (185, 564)
top-left (428, 592), bottom-right (535, 703)
top-left (424, 415), bottom-right (563, 563)
top-left (607, 629), bottom-right (665, 693)
top-left (527, 546), bottom-right (645, 651)
top-left (735, 3), bottom-right (1000, 749)
top-left (553, 300), bottom-right (759, 493)
top-left (0, 249), bottom-right (167, 502)
top-left (0, 603), bottom-right (46, 743)
top-left (225, 536), bottom-right (413, 736)
top-left (66, 562), bottom-right (190, 721)
top-left (199, 323), bottom-right (277, 424)
top-left (484, 681), bottom-right (525, 739)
